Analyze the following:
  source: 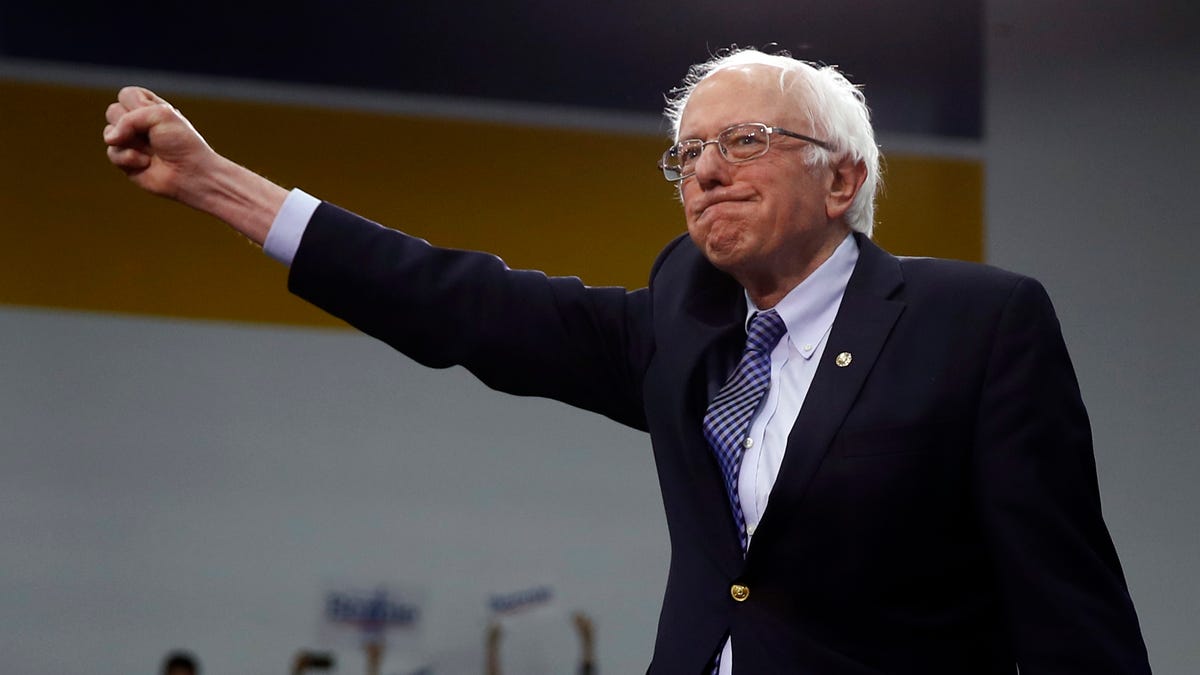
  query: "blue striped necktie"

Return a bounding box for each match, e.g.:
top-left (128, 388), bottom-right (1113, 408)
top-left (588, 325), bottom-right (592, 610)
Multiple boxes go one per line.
top-left (702, 309), bottom-right (787, 551)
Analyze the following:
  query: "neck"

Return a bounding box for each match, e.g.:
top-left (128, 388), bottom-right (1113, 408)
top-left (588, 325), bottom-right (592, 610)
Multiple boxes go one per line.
top-left (742, 229), bottom-right (850, 309)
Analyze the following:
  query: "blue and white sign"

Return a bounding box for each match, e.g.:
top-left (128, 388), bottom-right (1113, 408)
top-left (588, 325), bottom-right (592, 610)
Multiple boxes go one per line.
top-left (318, 583), bottom-right (426, 654)
top-left (488, 585), bottom-right (555, 616)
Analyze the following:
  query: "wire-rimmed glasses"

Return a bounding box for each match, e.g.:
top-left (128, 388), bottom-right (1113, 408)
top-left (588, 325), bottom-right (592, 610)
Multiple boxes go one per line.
top-left (658, 123), bottom-right (831, 182)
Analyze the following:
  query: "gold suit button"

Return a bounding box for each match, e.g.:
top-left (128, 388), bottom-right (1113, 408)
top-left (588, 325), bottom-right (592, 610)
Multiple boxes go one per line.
top-left (730, 584), bottom-right (750, 602)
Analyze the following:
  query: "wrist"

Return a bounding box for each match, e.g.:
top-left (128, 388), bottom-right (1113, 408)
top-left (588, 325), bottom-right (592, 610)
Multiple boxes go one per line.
top-left (189, 156), bottom-right (288, 246)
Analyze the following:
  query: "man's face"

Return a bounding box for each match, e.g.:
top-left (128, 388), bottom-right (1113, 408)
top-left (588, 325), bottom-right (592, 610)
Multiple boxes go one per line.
top-left (678, 66), bottom-right (845, 293)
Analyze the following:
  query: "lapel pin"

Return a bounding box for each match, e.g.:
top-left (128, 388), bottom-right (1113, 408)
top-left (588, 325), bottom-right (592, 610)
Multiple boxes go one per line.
top-left (835, 351), bottom-right (853, 367)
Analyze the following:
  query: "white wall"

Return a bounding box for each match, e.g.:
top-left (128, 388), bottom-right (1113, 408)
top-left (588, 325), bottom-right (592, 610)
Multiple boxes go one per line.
top-left (0, 307), bottom-right (667, 674)
top-left (986, 2), bottom-right (1199, 672)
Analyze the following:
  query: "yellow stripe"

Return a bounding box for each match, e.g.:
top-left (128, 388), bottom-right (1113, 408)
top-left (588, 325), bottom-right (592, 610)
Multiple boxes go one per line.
top-left (874, 155), bottom-right (984, 262)
top-left (0, 80), bottom-right (981, 327)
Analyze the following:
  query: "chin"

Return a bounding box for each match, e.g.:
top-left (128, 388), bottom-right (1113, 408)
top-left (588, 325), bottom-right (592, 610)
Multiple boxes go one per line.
top-left (690, 217), bottom-right (751, 266)
top-left (700, 238), bottom-right (749, 274)
top-left (704, 222), bottom-right (745, 255)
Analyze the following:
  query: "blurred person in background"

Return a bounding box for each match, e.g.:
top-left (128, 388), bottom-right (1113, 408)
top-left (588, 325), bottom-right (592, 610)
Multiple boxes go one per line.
top-left (161, 650), bottom-right (199, 675)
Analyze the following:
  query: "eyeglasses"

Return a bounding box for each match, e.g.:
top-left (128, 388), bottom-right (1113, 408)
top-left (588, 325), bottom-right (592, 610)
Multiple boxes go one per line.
top-left (658, 123), bottom-right (832, 182)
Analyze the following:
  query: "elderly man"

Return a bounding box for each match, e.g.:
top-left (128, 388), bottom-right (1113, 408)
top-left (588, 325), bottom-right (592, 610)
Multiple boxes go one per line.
top-left (105, 49), bottom-right (1149, 673)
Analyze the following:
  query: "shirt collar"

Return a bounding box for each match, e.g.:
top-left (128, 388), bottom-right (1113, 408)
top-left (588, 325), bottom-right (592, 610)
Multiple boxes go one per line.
top-left (745, 233), bottom-right (859, 360)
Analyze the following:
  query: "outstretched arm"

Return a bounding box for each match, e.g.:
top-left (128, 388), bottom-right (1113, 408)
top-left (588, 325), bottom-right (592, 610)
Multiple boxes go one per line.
top-left (103, 86), bottom-right (288, 245)
top-left (103, 86), bottom-right (655, 429)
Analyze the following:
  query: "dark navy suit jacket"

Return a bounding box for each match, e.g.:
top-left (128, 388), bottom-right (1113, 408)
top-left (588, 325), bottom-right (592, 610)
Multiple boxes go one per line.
top-left (288, 201), bottom-right (1150, 674)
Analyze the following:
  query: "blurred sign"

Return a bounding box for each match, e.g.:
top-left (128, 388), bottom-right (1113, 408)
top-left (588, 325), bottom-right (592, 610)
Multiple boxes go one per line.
top-left (319, 583), bottom-right (426, 654)
top-left (488, 585), bottom-right (554, 616)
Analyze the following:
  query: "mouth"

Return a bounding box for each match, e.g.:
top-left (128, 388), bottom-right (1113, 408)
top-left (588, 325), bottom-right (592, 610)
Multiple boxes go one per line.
top-left (695, 195), bottom-right (753, 219)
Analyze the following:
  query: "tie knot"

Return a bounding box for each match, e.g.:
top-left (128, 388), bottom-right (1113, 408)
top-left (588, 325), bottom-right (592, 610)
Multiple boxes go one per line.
top-left (745, 309), bottom-right (787, 354)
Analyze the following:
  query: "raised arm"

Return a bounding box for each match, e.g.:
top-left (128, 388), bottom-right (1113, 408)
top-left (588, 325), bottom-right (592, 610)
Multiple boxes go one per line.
top-left (102, 87), bottom-right (656, 430)
top-left (103, 86), bottom-right (287, 245)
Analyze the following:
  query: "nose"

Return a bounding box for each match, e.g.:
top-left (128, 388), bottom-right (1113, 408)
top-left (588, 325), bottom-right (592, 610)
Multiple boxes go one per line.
top-left (691, 140), bottom-right (732, 189)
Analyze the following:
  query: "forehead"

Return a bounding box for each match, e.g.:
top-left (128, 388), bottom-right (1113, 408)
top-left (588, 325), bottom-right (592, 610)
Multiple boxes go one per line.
top-left (678, 65), bottom-right (807, 138)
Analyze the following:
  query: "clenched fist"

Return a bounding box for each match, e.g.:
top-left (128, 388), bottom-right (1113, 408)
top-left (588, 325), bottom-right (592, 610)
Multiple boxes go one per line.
top-left (103, 86), bottom-right (288, 245)
top-left (103, 87), bottom-right (216, 202)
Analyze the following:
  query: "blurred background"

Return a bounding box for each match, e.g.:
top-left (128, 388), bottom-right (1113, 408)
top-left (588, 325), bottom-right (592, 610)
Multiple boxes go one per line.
top-left (1, 0), bottom-right (1196, 672)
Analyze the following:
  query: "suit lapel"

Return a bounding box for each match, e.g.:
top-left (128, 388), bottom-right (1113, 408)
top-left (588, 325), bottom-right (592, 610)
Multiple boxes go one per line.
top-left (670, 275), bottom-right (748, 564)
top-left (750, 235), bottom-right (906, 552)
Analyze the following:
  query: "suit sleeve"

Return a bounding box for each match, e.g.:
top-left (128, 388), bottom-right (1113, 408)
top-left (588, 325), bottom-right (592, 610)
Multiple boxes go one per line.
top-left (286, 201), bottom-right (654, 431)
top-left (973, 277), bottom-right (1150, 673)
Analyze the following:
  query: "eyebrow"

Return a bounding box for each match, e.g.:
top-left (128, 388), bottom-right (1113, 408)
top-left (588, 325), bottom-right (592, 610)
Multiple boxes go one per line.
top-left (678, 120), bottom-right (771, 140)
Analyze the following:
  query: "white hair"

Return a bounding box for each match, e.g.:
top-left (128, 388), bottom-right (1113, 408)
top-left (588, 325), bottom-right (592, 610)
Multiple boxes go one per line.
top-left (664, 48), bottom-right (881, 237)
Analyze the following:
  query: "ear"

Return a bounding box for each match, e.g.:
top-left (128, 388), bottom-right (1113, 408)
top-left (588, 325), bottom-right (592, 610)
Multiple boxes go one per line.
top-left (825, 158), bottom-right (868, 221)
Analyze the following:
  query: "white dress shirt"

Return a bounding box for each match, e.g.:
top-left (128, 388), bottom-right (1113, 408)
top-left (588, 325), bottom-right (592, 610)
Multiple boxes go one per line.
top-left (263, 188), bottom-right (319, 265)
top-left (263, 190), bottom-right (860, 673)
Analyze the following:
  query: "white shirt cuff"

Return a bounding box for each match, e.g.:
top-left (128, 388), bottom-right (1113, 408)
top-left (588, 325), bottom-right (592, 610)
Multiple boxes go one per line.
top-left (263, 188), bottom-right (320, 266)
